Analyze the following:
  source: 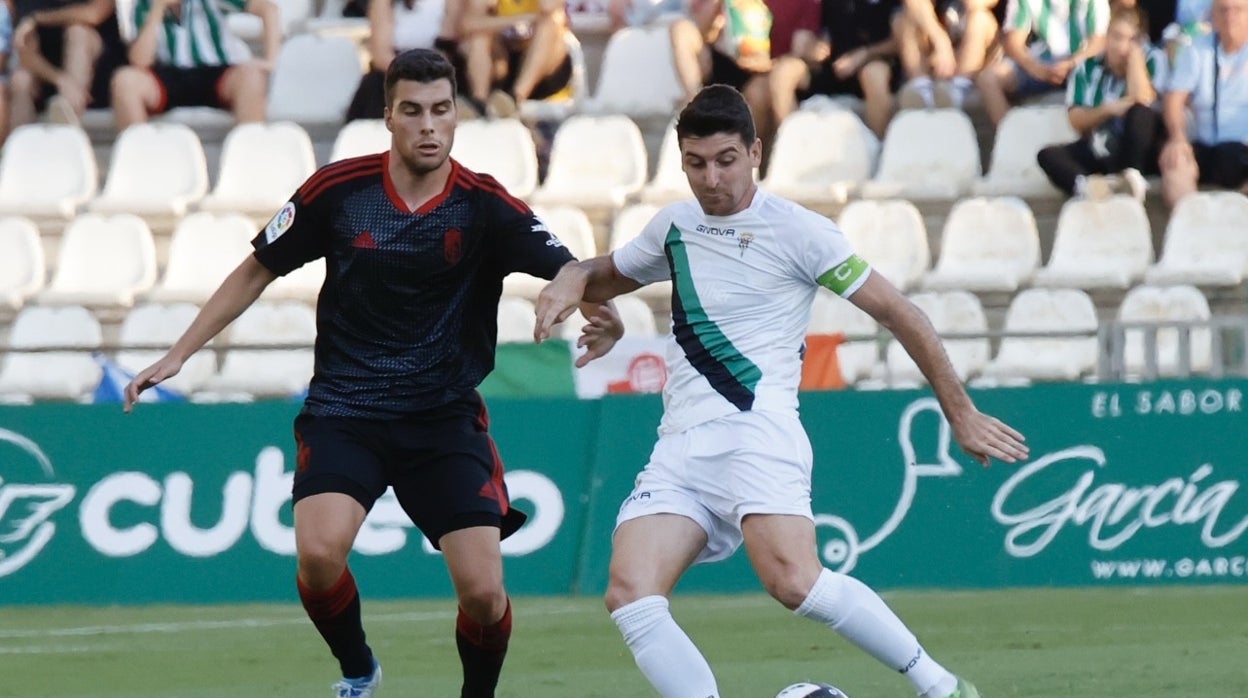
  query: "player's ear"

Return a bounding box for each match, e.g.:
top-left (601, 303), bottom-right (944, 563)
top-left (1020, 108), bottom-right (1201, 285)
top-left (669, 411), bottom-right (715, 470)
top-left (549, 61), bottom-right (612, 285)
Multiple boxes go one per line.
top-left (383, 107), bottom-right (394, 132)
top-left (750, 137), bottom-right (763, 167)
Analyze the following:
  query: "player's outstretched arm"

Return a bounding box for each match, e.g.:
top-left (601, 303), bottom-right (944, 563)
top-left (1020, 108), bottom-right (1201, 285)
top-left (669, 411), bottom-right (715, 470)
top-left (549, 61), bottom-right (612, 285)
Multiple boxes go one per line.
top-left (124, 256), bottom-right (277, 413)
top-left (848, 273), bottom-right (1029, 466)
top-left (535, 256), bottom-right (641, 342)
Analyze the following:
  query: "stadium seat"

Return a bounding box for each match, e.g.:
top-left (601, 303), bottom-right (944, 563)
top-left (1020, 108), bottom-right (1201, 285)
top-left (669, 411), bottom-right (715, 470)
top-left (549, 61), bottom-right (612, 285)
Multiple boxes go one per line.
top-left (836, 199), bottom-right (929, 291)
top-left (861, 109), bottom-right (981, 200)
top-left (0, 124), bottom-right (97, 219)
top-left (149, 213), bottom-right (257, 304)
top-left (980, 288), bottom-right (1099, 382)
top-left (0, 217), bottom-right (45, 311)
top-left (267, 34), bottom-right (362, 124)
top-left (1145, 191), bottom-right (1248, 287)
top-left (761, 110), bottom-right (879, 206)
top-left (227, 0), bottom-right (314, 37)
top-left (330, 119), bottom-right (390, 162)
top-left (531, 115), bottom-right (648, 209)
top-left (303, 0), bottom-right (369, 37)
top-left (503, 205), bottom-right (597, 299)
top-left (883, 291), bottom-right (989, 385)
top-left (640, 119), bottom-right (693, 205)
top-left (559, 294), bottom-right (659, 340)
top-left (583, 24), bottom-right (684, 117)
top-left (38, 213), bottom-right (157, 308)
top-left (972, 105), bottom-right (1076, 197)
top-left (264, 258), bottom-right (326, 304)
top-left (1117, 284), bottom-right (1213, 377)
top-left (608, 203), bottom-right (672, 303)
top-left (88, 123), bottom-right (209, 218)
top-left (450, 119), bottom-right (540, 199)
top-left (1033, 195), bottom-right (1152, 289)
top-left (0, 305), bottom-right (102, 402)
top-left (206, 301), bottom-right (317, 398)
top-left (198, 122), bottom-right (318, 218)
top-left (808, 289), bottom-right (880, 384)
top-left (497, 296), bottom-right (538, 344)
top-left (924, 197), bottom-right (1040, 292)
top-left (116, 303), bottom-right (217, 396)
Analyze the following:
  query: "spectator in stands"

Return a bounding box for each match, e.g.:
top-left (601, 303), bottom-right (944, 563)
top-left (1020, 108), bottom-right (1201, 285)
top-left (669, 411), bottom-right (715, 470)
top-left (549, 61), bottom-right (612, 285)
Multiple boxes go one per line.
top-left (109, 0), bottom-right (277, 130)
top-left (768, 0), bottom-right (900, 137)
top-left (1037, 5), bottom-right (1166, 200)
top-left (976, 0), bottom-right (1111, 125)
top-left (607, 0), bottom-right (686, 31)
top-left (0, 0), bottom-right (12, 140)
top-left (1159, 0), bottom-right (1248, 206)
top-left (895, 0), bottom-right (1000, 108)
top-left (8, 0), bottom-right (126, 129)
top-left (670, 0), bottom-right (773, 158)
top-left (460, 0), bottom-right (574, 119)
top-left (346, 0), bottom-right (466, 121)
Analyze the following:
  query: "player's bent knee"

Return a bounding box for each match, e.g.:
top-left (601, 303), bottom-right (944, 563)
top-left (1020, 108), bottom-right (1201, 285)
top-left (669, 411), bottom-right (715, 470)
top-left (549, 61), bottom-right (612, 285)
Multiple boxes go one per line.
top-left (456, 583), bottom-right (508, 621)
top-left (758, 564), bottom-right (822, 610)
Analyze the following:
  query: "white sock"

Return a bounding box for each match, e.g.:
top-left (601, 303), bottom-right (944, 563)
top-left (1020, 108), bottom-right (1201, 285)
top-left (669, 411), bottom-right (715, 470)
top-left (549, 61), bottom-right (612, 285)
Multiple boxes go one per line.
top-left (611, 596), bottom-right (720, 698)
top-left (795, 569), bottom-right (957, 698)
top-left (950, 75), bottom-right (973, 107)
top-left (911, 76), bottom-right (936, 106)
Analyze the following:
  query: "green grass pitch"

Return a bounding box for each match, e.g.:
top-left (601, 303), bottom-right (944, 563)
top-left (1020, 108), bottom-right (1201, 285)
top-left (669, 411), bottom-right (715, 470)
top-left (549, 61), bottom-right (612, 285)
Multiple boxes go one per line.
top-left (2, 586), bottom-right (1245, 697)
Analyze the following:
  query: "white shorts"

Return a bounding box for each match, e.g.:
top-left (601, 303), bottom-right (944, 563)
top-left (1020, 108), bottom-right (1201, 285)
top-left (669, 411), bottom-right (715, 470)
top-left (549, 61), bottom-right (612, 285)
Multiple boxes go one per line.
top-left (614, 409), bottom-right (814, 563)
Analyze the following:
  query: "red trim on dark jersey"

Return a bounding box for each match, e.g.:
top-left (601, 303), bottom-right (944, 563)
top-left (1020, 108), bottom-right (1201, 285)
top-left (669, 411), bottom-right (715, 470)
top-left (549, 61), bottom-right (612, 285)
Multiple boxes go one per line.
top-left (300, 155), bottom-right (383, 205)
top-left (378, 152), bottom-right (461, 215)
top-left (455, 167), bottom-right (531, 214)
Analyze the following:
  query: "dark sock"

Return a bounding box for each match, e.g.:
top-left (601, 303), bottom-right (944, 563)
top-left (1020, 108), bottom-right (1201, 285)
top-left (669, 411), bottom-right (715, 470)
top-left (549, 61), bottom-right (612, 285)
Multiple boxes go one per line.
top-left (298, 567), bottom-right (374, 679)
top-left (456, 599), bottom-right (512, 698)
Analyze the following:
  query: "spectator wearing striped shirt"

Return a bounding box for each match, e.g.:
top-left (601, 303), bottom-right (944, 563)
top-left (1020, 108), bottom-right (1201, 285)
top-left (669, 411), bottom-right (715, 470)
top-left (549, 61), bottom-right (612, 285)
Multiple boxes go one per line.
top-left (1159, 0), bottom-right (1248, 206)
top-left (976, 0), bottom-right (1111, 125)
top-left (109, 0), bottom-right (278, 130)
top-left (1037, 5), bottom-right (1166, 199)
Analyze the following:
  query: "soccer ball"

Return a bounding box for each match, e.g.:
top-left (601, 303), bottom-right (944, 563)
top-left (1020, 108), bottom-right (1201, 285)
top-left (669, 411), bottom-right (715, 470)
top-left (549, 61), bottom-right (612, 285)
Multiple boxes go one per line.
top-left (774, 682), bottom-right (850, 698)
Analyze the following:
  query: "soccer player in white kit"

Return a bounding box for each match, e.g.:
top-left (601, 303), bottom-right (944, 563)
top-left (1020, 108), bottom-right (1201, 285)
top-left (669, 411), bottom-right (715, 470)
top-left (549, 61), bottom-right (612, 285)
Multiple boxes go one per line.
top-left (535, 84), bottom-right (1030, 698)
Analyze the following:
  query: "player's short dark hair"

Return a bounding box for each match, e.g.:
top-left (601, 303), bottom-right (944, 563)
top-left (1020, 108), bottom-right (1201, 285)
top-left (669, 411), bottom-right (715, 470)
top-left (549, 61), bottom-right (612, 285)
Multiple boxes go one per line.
top-left (675, 84), bottom-right (757, 150)
top-left (385, 48), bottom-right (457, 107)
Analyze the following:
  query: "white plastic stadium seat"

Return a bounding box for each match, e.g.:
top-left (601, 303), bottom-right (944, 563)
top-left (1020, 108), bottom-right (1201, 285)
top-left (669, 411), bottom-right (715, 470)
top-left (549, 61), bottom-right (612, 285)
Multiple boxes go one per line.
top-left (117, 303), bottom-right (217, 396)
top-left (883, 291), bottom-right (989, 385)
top-left (267, 34), bottom-right (363, 124)
top-left (208, 302), bottom-right (317, 398)
top-left (38, 214), bottom-right (157, 308)
top-left (608, 203), bottom-right (672, 303)
top-left (89, 123), bottom-right (209, 218)
top-left (861, 109), bottom-right (981, 200)
top-left (761, 110), bottom-right (880, 206)
top-left (503, 206), bottom-right (597, 299)
top-left (559, 294), bottom-right (658, 340)
top-left (1033, 195), bottom-right (1153, 289)
top-left (583, 24), bottom-right (684, 117)
top-left (1145, 192), bottom-right (1248, 286)
top-left (450, 119), bottom-right (540, 199)
top-left (0, 124), bottom-right (97, 218)
top-left (264, 258), bottom-right (326, 304)
top-left (1118, 284), bottom-right (1213, 376)
top-left (640, 119), bottom-right (694, 205)
top-left (497, 296), bottom-right (538, 344)
top-left (198, 122), bottom-right (318, 218)
top-left (149, 213), bottom-right (257, 304)
top-left (531, 115), bottom-right (648, 209)
top-left (330, 119), bottom-right (390, 162)
top-left (0, 305), bottom-right (102, 402)
top-left (227, 0), bottom-right (314, 37)
top-left (836, 199), bottom-right (929, 291)
top-left (808, 289), bottom-right (880, 384)
top-left (0, 217), bottom-right (45, 311)
top-left (924, 197), bottom-right (1040, 292)
top-left (981, 288), bottom-right (1099, 382)
top-left (972, 105), bottom-right (1077, 197)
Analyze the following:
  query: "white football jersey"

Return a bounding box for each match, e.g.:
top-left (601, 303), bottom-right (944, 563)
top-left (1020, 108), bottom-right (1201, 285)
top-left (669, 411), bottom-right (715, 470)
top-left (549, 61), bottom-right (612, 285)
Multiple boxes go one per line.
top-left (614, 189), bottom-right (871, 434)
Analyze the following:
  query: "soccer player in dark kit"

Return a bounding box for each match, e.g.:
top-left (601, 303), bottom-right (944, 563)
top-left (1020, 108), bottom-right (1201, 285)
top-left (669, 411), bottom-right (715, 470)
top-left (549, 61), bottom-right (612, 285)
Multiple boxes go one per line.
top-left (123, 48), bottom-right (623, 698)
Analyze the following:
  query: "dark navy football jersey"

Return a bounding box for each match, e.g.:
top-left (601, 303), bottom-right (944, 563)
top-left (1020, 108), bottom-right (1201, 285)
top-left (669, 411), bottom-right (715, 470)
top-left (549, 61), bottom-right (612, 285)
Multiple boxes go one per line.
top-left (251, 153), bottom-right (574, 418)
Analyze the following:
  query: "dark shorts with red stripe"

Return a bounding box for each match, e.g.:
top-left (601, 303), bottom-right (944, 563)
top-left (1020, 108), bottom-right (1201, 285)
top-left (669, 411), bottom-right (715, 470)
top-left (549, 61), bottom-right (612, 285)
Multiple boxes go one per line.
top-left (149, 64), bottom-right (232, 113)
top-left (291, 391), bottom-right (526, 549)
